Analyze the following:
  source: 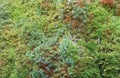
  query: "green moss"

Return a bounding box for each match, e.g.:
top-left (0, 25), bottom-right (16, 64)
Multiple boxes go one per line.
top-left (0, 0), bottom-right (120, 78)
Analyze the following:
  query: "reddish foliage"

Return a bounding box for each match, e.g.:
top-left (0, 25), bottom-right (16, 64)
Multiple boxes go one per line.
top-left (75, 0), bottom-right (92, 7)
top-left (100, 0), bottom-right (115, 5)
top-left (87, 0), bottom-right (92, 4)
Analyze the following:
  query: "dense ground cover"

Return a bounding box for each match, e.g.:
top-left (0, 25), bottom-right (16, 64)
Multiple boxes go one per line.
top-left (0, 0), bottom-right (120, 78)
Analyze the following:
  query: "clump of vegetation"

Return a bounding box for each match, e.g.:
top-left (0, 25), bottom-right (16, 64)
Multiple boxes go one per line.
top-left (0, 0), bottom-right (120, 78)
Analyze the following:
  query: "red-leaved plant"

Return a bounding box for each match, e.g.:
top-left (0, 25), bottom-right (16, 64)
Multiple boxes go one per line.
top-left (100, 0), bottom-right (115, 5)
